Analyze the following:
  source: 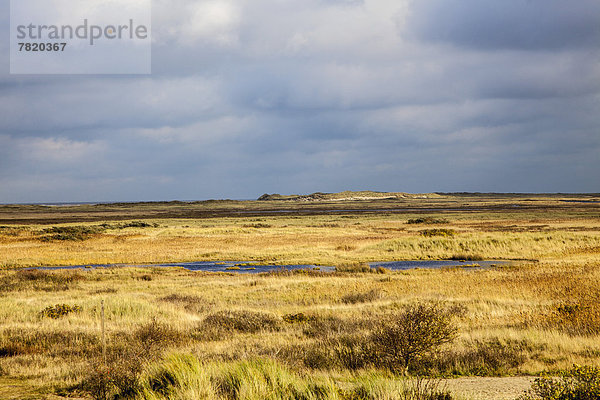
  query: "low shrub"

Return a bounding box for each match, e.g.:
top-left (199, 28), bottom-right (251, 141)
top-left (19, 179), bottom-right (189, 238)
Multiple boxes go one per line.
top-left (118, 221), bottom-right (157, 229)
top-left (0, 226), bottom-right (27, 237)
top-left (331, 334), bottom-right (375, 370)
top-left (82, 320), bottom-right (182, 400)
top-left (407, 217), bottom-right (450, 225)
top-left (343, 376), bottom-right (453, 400)
top-left (0, 269), bottom-right (84, 292)
top-left (336, 263), bottom-right (373, 273)
top-left (519, 364), bottom-right (600, 400)
top-left (525, 301), bottom-right (600, 336)
top-left (134, 319), bottom-right (186, 351)
top-left (41, 303), bottom-right (82, 319)
top-left (82, 346), bottom-right (148, 400)
top-left (40, 225), bottom-right (103, 241)
top-left (420, 229), bottom-right (456, 238)
top-left (283, 312), bottom-right (314, 324)
top-left (422, 338), bottom-right (529, 376)
top-left (0, 329), bottom-right (97, 358)
top-left (242, 223), bottom-right (272, 228)
top-left (303, 315), bottom-right (373, 339)
top-left (550, 302), bottom-right (600, 336)
top-left (198, 310), bottom-right (281, 339)
top-left (159, 293), bottom-right (211, 313)
top-left (341, 289), bottom-right (383, 304)
top-left (99, 221), bottom-right (158, 229)
top-left (448, 254), bottom-right (485, 261)
top-left (370, 303), bottom-right (459, 374)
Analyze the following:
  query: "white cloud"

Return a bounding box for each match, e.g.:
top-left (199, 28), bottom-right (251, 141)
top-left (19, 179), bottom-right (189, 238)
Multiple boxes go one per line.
top-left (153, 0), bottom-right (241, 46)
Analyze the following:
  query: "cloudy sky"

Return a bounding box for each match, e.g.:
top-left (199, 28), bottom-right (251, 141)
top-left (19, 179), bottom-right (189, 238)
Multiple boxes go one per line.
top-left (1, 0), bottom-right (599, 203)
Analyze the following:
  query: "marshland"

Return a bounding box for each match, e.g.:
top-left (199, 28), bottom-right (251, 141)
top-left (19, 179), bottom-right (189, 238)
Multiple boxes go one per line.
top-left (0, 192), bottom-right (599, 399)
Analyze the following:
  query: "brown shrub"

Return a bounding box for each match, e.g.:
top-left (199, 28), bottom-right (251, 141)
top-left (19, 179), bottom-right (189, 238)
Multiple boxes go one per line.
top-left (197, 310), bottom-right (281, 340)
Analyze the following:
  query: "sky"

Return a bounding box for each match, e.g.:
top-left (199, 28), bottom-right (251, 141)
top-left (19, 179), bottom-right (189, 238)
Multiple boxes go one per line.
top-left (0, 0), bottom-right (599, 203)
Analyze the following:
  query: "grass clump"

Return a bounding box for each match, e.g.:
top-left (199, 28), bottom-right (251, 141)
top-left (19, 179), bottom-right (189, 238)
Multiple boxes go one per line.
top-left (40, 303), bottom-right (82, 319)
top-left (138, 355), bottom-right (342, 400)
top-left (139, 354), bottom-right (453, 400)
top-left (420, 229), bottom-right (456, 238)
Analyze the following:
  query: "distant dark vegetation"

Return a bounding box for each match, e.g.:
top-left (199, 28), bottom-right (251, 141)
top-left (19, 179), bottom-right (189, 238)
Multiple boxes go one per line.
top-left (407, 217), bottom-right (450, 224)
top-left (39, 221), bottom-right (159, 241)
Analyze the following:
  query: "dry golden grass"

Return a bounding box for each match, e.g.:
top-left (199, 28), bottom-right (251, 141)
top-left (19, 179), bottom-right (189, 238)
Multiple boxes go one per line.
top-left (0, 194), bottom-right (599, 399)
top-left (1, 211), bottom-right (599, 268)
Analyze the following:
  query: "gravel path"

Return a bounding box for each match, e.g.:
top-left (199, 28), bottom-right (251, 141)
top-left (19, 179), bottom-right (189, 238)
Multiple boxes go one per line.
top-left (443, 376), bottom-right (534, 400)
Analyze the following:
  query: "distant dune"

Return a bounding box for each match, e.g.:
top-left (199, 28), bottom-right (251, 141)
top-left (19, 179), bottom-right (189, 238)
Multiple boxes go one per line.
top-left (257, 191), bottom-right (442, 202)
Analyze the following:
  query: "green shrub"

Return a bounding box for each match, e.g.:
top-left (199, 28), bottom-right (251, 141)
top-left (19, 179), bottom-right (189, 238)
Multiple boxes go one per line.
top-left (519, 364), bottom-right (600, 400)
top-left (40, 303), bottom-right (82, 319)
top-left (420, 229), bottom-right (456, 238)
top-left (370, 303), bottom-right (458, 374)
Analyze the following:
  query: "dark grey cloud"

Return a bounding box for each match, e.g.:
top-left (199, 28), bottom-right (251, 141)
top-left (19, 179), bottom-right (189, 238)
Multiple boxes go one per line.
top-left (0, 0), bottom-right (598, 203)
top-left (405, 0), bottom-right (600, 51)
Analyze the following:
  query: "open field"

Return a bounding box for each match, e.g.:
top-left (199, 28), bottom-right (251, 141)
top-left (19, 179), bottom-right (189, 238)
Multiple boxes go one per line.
top-left (0, 193), bottom-right (599, 399)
